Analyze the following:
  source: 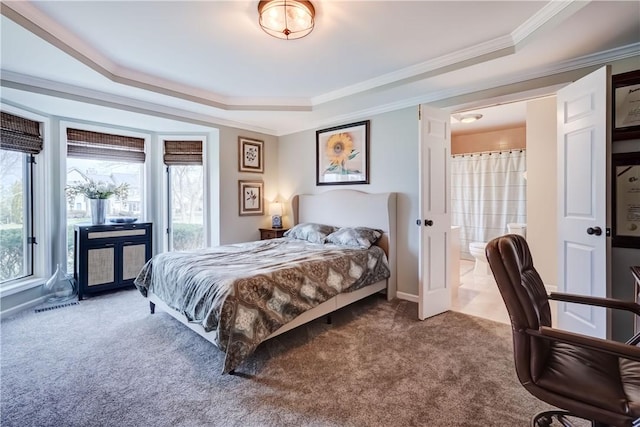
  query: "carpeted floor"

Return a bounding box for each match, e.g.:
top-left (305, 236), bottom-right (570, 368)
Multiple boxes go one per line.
top-left (1, 288), bottom-right (556, 426)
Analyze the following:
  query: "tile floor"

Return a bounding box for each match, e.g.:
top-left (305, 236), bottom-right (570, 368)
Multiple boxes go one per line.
top-left (452, 259), bottom-right (557, 325)
top-left (451, 259), bottom-right (510, 324)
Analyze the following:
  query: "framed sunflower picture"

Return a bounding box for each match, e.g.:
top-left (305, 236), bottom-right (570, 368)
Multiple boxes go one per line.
top-left (238, 180), bottom-right (264, 216)
top-left (316, 120), bottom-right (370, 185)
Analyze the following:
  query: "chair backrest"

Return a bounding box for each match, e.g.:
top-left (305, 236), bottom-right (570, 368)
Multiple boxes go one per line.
top-left (485, 234), bottom-right (552, 382)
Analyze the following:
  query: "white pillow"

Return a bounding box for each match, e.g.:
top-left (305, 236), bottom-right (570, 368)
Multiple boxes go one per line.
top-left (324, 227), bottom-right (383, 249)
top-left (283, 223), bottom-right (336, 244)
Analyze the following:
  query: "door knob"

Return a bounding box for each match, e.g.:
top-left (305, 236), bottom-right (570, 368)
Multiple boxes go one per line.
top-left (425, 220), bottom-right (434, 227)
top-left (587, 226), bottom-right (602, 236)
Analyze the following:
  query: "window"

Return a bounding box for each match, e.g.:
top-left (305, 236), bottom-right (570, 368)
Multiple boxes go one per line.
top-left (66, 128), bottom-right (145, 272)
top-left (0, 112), bottom-right (42, 284)
top-left (164, 140), bottom-right (204, 251)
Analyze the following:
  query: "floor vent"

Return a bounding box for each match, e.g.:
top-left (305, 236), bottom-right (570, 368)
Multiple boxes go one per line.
top-left (35, 301), bottom-right (80, 313)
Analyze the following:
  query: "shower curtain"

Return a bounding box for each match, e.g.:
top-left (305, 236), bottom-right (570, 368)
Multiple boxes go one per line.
top-left (451, 150), bottom-right (527, 260)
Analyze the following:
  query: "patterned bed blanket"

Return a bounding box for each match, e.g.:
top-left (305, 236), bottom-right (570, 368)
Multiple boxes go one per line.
top-left (134, 238), bottom-right (390, 373)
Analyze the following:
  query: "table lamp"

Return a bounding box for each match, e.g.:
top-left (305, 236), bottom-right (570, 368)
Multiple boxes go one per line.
top-left (269, 202), bottom-right (283, 228)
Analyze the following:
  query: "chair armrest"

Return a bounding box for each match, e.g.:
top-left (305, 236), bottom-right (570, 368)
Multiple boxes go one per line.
top-left (549, 292), bottom-right (640, 316)
top-left (526, 326), bottom-right (640, 361)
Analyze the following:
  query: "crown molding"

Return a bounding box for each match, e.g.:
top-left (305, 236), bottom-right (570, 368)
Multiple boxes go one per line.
top-left (3, 39), bottom-right (637, 137)
top-left (510, 0), bottom-right (590, 46)
top-left (1, 1), bottom-right (312, 112)
top-left (280, 43), bottom-right (639, 136)
top-left (0, 71), bottom-right (281, 135)
top-left (2, 0), bottom-right (590, 113)
top-left (310, 0), bottom-right (588, 106)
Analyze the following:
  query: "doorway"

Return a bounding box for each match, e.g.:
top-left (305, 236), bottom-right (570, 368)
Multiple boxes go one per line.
top-left (448, 99), bottom-right (533, 325)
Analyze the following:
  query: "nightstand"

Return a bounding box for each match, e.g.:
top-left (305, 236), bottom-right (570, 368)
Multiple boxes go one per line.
top-left (259, 227), bottom-right (289, 240)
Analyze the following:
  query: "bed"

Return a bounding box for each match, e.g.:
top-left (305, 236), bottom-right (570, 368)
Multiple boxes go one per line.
top-left (134, 190), bottom-right (397, 373)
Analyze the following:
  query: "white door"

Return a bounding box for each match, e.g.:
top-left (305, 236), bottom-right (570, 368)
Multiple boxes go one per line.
top-left (418, 104), bottom-right (452, 320)
top-left (556, 66), bottom-right (611, 338)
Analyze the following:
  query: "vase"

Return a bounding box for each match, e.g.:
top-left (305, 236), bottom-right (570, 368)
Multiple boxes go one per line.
top-left (90, 198), bottom-right (107, 225)
top-left (43, 263), bottom-right (76, 303)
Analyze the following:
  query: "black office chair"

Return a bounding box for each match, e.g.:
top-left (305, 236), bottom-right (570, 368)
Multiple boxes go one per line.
top-left (485, 234), bottom-right (640, 427)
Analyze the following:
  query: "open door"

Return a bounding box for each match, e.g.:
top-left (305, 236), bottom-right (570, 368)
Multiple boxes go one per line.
top-left (418, 104), bottom-right (452, 320)
top-left (556, 66), bottom-right (611, 338)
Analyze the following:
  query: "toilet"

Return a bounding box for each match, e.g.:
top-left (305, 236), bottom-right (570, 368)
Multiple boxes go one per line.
top-left (469, 241), bottom-right (491, 276)
top-left (469, 223), bottom-right (527, 276)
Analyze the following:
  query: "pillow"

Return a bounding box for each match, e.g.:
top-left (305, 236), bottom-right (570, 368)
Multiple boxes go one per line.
top-left (325, 227), bottom-right (383, 249)
top-left (283, 222), bottom-right (336, 244)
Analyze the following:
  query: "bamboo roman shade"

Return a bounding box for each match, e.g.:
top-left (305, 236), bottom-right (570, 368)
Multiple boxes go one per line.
top-left (0, 111), bottom-right (43, 154)
top-left (67, 128), bottom-right (145, 162)
top-left (163, 140), bottom-right (203, 165)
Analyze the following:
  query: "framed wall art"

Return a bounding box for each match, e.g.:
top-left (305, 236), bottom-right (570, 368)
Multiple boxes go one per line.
top-left (238, 180), bottom-right (264, 216)
top-left (238, 137), bottom-right (264, 173)
top-left (612, 151), bottom-right (640, 248)
top-left (316, 120), bottom-right (370, 185)
top-left (612, 70), bottom-right (640, 141)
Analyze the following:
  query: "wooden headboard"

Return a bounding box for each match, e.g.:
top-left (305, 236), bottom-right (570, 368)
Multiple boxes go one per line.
top-left (290, 190), bottom-right (397, 300)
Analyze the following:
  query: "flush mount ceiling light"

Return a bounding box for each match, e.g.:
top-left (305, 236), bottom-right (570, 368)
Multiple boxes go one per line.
top-left (258, 0), bottom-right (315, 40)
top-left (457, 113), bottom-right (483, 124)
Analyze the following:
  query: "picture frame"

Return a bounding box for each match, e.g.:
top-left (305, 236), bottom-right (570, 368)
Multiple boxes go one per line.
top-left (238, 137), bottom-right (264, 173)
top-left (612, 70), bottom-right (640, 141)
top-left (238, 180), bottom-right (264, 216)
top-left (612, 151), bottom-right (640, 248)
top-left (316, 120), bottom-right (370, 186)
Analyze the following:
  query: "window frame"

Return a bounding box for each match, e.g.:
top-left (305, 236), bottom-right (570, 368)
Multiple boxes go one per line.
top-left (0, 107), bottom-right (50, 298)
top-left (160, 135), bottom-right (213, 252)
top-left (61, 121), bottom-right (151, 274)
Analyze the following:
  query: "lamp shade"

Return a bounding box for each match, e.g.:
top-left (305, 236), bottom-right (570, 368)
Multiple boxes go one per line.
top-left (269, 202), bottom-right (283, 216)
top-left (258, 0), bottom-right (315, 40)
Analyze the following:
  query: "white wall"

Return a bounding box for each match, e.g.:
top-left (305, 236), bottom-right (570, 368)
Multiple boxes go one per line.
top-left (526, 96), bottom-right (558, 287)
top-left (278, 107), bottom-right (420, 296)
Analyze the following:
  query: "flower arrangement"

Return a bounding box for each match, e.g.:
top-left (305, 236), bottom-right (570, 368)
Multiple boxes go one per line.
top-left (66, 179), bottom-right (129, 200)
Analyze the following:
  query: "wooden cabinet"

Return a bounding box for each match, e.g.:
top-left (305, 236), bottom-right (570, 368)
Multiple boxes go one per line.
top-left (259, 227), bottom-right (289, 240)
top-left (74, 222), bottom-right (152, 300)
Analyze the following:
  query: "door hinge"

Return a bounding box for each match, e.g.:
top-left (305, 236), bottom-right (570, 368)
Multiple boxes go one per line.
top-left (28, 236), bottom-right (37, 244)
top-left (418, 105), bottom-right (421, 120)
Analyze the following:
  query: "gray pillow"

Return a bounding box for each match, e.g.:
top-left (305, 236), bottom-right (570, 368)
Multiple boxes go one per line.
top-left (283, 222), bottom-right (336, 244)
top-left (325, 227), bottom-right (383, 249)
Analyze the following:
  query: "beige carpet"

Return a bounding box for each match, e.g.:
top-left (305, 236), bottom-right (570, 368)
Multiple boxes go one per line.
top-left (1, 288), bottom-right (555, 426)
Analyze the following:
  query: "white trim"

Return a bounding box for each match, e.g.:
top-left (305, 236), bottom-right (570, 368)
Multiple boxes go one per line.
top-left (157, 133), bottom-right (214, 251)
top-left (0, 277), bottom-right (44, 298)
top-left (0, 294), bottom-right (47, 320)
top-left (510, 0), bottom-right (588, 46)
top-left (2, 42), bottom-right (636, 137)
top-left (0, 0), bottom-right (587, 112)
top-left (396, 291), bottom-right (419, 304)
top-left (0, 104), bottom-right (52, 284)
top-left (545, 284), bottom-right (558, 294)
top-left (1, 72), bottom-right (281, 135)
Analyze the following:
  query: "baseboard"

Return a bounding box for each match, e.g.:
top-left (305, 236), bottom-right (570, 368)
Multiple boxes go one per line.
top-left (1, 295), bottom-right (47, 320)
top-left (396, 291), bottom-right (419, 303)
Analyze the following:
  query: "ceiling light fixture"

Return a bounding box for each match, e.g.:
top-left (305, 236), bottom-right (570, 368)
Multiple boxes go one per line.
top-left (458, 113), bottom-right (483, 124)
top-left (258, 0), bottom-right (315, 40)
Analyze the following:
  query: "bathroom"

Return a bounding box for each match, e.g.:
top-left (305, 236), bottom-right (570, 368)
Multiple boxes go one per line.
top-left (450, 99), bottom-right (535, 323)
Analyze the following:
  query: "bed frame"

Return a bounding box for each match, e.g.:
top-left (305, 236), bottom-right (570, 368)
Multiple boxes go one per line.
top-left (147, 190), bottom-right (397, 358)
